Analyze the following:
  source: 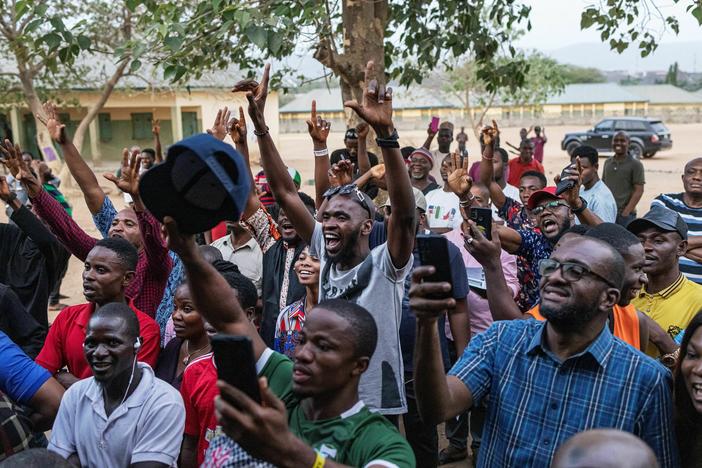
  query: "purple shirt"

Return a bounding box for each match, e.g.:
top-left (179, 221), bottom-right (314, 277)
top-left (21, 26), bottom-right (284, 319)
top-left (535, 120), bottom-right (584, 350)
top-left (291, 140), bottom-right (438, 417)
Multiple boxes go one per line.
top-left (530, 136), bottom-right (546, 163)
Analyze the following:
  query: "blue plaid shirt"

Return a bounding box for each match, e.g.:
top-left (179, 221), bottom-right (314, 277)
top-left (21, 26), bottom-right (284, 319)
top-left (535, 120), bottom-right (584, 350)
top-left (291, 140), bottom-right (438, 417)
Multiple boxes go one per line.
top-left (449, 320), bottom-right (678, 467)
top-left (93, 197), bottom-right (184, 340)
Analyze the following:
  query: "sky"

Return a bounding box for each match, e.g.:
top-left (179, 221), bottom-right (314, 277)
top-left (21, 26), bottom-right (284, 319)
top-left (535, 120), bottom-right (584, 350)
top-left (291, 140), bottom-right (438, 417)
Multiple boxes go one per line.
top-left (516, 0), bottom-right (701, 50)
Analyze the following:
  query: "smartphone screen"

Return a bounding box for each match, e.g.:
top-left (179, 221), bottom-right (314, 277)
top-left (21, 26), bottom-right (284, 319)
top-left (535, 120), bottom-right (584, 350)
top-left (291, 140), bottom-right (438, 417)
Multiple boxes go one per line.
top-left (211, 335), bottom-right (261, 404)
top-left (416, 234), bottom-right (453, 296)
top-left (470, 207), bottom-right (492, 240)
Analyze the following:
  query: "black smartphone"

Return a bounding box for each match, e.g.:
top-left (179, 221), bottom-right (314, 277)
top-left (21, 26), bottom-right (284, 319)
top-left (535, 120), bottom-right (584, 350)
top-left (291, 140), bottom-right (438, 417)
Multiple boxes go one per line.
top-left (555, 163), bottom-right (576, 196)
top-left (211, 334), bottom-right (261, 404)
top-left (416, 234), bottom-right (453, 296)
top-left (469, 207), bottom-right (492, 240)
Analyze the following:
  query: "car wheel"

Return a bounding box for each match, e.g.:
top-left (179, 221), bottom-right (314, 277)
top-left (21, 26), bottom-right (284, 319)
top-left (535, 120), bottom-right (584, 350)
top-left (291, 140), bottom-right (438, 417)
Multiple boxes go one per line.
top-left (628, 142), bottom-right (643, 159)
top-left (565, 141), bottom-right (580, 156)
top-left (642, 151), bottom-right (656, 159)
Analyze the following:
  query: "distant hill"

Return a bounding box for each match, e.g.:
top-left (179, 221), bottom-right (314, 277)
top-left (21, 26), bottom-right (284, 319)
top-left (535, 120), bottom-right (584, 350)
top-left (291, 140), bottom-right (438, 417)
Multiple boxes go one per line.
top-left (544, 41), bottom-right (702, 72)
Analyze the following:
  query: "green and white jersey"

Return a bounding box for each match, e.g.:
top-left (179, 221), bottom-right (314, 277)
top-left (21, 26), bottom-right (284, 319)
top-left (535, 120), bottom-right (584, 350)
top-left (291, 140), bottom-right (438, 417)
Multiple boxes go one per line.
top-left (260, 349), bottom-right (415, 467)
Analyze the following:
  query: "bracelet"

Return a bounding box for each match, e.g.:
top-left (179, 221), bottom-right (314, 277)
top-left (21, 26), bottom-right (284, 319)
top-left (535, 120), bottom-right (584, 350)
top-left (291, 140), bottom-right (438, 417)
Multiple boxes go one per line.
top-left (375, 128), bottom-right (400, 148)
top-left (571, 196), bottom-right (588, 215)
top-left (253, 126), bottom-right (269, 137)
top-left (313, 148), bottom-right (329, 157)
top-left (312, 451), bottom-right (326, 468)
top-left (459, 196), bottom-right (475, 207)
top-left (660, 348), bottom-right (680, 368)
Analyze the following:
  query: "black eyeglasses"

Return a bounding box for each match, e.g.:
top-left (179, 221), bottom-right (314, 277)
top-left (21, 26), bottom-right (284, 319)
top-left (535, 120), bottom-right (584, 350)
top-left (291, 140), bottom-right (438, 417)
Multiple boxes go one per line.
top-left (538, 258), bottom-right (618, 288)
top-left (531, 200), bottom-right (569, 215)
top-left (323, 184), bottom-right (374, 219)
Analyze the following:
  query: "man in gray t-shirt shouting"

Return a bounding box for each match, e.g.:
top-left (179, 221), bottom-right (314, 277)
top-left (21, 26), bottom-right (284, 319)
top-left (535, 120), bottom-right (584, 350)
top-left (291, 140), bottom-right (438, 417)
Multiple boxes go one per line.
top-left (249, 61), bottom-right (416, 416)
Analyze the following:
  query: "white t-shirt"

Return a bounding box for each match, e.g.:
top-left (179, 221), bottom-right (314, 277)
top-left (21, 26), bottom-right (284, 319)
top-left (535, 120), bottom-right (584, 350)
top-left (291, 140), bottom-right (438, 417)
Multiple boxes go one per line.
top-left (430, 149), bottom-right (449, 186)
top-left (425, 188), bottom-right (462, 230)
top-left (48, 363), bottom-right (185, 467)
top-left (310, 223), bottom-right (412, 415)
top-left (579, 180), bottom-right (618, 224)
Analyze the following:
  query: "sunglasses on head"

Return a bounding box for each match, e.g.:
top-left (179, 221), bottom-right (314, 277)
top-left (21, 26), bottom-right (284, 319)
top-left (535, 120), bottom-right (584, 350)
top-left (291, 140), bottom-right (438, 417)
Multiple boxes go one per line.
top-left (532, 200), bottom-right (569, 215)
top-left (323, 184), bottom-right (374, 219)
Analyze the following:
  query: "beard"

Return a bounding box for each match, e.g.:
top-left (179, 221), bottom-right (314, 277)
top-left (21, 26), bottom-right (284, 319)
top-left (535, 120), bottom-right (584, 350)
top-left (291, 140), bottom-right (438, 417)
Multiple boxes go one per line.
top-left (540, 295), bottom-right (600, 333)
top-left (327, 225), bottom-right (362, 265)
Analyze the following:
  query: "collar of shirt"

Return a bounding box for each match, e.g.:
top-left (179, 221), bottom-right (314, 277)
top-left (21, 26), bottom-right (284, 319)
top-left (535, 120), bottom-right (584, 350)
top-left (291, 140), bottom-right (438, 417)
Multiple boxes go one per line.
top-left (83, 363), bottom-right (156, 419)
top-left (75, 298), bottom-right (138, 331)
top-left (638, 273), bottom-right (685, 299)
top-left (526, 320), bottom-right (614, 368)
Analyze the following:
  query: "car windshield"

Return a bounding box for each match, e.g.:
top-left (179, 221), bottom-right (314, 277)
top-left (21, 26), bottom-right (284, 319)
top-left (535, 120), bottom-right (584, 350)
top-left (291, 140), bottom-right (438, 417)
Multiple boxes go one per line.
top-left (650, 121), bottom-right (669, 134)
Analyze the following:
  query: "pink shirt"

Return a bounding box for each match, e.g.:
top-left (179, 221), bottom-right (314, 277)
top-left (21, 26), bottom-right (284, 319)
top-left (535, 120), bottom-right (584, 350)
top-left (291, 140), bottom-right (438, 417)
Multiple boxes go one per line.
top-left (443, 228), bottom-right (520, 337)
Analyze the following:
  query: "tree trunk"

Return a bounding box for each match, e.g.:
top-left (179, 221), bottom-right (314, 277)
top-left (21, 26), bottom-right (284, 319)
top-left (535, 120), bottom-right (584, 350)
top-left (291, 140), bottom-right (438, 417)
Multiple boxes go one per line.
top-left (72, 58), bottom-right (130, 166)
top-left (16, 67), bottom-right (57, 170)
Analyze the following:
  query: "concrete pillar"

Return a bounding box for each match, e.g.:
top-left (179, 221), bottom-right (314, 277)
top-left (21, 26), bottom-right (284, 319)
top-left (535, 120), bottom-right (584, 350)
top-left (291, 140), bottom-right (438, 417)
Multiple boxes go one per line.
top-left (89, 117), bottom-right (102, 168)
top-left (171, 105), bottom-right (183, 141)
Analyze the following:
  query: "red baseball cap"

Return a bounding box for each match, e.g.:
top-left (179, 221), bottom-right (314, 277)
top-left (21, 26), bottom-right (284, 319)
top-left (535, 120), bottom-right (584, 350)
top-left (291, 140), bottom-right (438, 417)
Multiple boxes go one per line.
top-left (527, 186), bottom-right (564, 210)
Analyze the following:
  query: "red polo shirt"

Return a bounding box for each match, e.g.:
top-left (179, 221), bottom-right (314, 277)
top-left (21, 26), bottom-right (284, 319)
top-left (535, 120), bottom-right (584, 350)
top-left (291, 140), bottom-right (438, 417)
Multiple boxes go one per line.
top-left (180, 353), bottom-right (219, 466)
top-left (507, 157), bottom-right (545, 187)
top-left (35, 301), bottom-right (160, 378)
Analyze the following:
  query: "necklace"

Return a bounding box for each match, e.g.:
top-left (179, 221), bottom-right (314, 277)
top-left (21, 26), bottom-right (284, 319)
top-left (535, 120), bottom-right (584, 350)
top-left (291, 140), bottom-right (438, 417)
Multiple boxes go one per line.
top-left (182, 340), bottom-right (210, 366)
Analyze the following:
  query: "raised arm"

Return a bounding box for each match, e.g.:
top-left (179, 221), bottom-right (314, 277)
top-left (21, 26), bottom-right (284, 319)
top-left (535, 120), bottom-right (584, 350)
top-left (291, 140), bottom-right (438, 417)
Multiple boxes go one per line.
top-left (104, 149), bottom-right (171, 280)
top-left (237, 64), bottom-right (316, 244)
top-left (410, 266), bottom-right (473, 425)
top-left (478, 122), bottom-right (507, 209)
top-left (355, 122), bottom-right (371, 175)
top-left (5, 143), bottom-right (97, 261)
top-left (164, 217), bottom-right (267, 360)
top-left (306, 100), bottom-right (332, 208)
top-left (344, 61), bottom-right (414, 267)
top-left (558, 158), bottom-right (603, 226)
top-left (152, 119), bottom-right (163, 163)
top-left (462, 221), bottom-right (524, 321)
top-left (422, 123), bottom-right (437, 150)
top-left (36, 102), bottom-right (106, 214)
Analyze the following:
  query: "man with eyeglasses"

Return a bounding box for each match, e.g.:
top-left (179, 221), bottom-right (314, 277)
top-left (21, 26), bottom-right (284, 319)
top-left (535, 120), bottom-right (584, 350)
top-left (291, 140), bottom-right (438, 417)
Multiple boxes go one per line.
top-left (411, 235), bottom-right (678, 467)
top-left (246, 62), bottom-right (416, 419)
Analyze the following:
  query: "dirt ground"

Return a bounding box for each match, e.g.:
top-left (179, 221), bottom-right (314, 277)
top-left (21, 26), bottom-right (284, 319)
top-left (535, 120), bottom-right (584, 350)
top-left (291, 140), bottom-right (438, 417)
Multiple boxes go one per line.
top-left (1, 122), bottom-right (697, 466)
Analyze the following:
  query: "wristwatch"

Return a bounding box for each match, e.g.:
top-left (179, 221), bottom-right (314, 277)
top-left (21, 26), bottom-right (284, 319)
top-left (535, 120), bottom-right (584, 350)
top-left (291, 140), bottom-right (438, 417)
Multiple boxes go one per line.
top-left (571, 196), bottom-right (588, 215)
top-left (375, 129), bottom-right (400, 148)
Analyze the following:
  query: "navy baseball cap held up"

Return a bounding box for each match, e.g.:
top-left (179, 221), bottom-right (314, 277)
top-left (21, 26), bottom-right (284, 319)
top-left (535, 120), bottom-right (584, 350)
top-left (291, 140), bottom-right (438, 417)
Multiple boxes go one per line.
top-left (139, 133), bottom-right (250, 234)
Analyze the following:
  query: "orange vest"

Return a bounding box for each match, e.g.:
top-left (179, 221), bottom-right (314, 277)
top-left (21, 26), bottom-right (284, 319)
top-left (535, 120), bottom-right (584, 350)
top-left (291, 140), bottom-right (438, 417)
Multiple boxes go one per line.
top-left (526, 304), bottom-right (640, 350)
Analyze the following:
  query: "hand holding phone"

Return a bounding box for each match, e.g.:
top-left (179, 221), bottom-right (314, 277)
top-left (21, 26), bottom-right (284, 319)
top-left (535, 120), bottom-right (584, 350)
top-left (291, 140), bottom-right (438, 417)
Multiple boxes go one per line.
top-left (429, 116), bottom-right (440, 134)
top-left (416, 234), bottom-right (453, 298)
top-left (555, 162), bottom-right (577, 196)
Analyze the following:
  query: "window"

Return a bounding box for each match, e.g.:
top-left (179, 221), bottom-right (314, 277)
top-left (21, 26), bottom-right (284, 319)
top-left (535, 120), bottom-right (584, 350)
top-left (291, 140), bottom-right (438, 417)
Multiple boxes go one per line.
top-left (616, 120), bottom-right (646, 131)
top-left (594, 120), bottom-right (613, 132)
top-left (98, 113), bottom-right (112, 142)
top-left (131, 113), bottom-right (153, 140)
top-left (595, 104), bottom-right (605, 116)
top-left (650, 121), bottom-right (668, 134)
top-left (181, 112), bottom-right (199, 137)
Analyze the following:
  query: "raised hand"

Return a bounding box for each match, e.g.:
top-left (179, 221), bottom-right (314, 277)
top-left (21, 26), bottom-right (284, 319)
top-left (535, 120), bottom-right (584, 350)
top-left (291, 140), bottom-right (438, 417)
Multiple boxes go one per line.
top-left (227, 106), bottom-right (247, 145)
top-left (0, 177), bottom-right (11, 202)
top-left (409, 266), bottom-right (456, 322)
top-left (162, 216), bottom-right (198, 261)
top-left (554, 157), bottom-right (583, 209)
top-left (329, 160), bottom-right (354, 187)
top-left (208, 107), bottom-right (231, 141)
top-left (343, 61), bottom-right (394, 138)
top-left (446, 152), bottom-right (472, 199)
top-left (356, 122), bottom-right (369, 140)
top-left (103, 148), bottom-right (141, 196)
top-left (306, 100), bottom-right (331, 145)
top-left (152, 119), bottom-right (160, 137)
top-left (36, 102), bottom-right (68, 144)
top-left (234, 64), bottom-right (270, 131)
top-left (0, 139), bottom-right (22, 177)
top-left (481, 120), bottom-right (500, 147)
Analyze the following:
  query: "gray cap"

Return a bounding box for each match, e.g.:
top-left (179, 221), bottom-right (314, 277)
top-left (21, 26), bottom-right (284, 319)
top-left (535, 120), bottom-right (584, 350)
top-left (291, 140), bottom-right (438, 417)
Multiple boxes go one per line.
top-left (381, 187), bottom-right (427, 212)
top-left (626, 205), bottom-right (688, 239)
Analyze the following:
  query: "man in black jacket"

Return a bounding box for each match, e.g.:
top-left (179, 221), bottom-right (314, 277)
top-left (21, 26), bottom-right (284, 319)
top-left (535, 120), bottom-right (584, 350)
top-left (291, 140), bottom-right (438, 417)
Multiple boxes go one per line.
top-left (0, 283), bottom-right (45, 358)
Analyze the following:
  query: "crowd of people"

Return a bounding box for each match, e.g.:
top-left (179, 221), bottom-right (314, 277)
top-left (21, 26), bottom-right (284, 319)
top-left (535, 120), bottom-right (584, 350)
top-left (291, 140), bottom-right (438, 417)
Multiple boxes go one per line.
top-left (0, 60), bottom-right (700, 468)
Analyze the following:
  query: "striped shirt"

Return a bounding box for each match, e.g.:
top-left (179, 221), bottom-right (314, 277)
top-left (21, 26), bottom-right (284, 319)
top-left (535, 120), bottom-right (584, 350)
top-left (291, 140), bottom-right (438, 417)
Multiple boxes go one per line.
top-left (449, 320), bottom-right (678, 467)
top-left (652, 193), bottom-right (702, 284)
